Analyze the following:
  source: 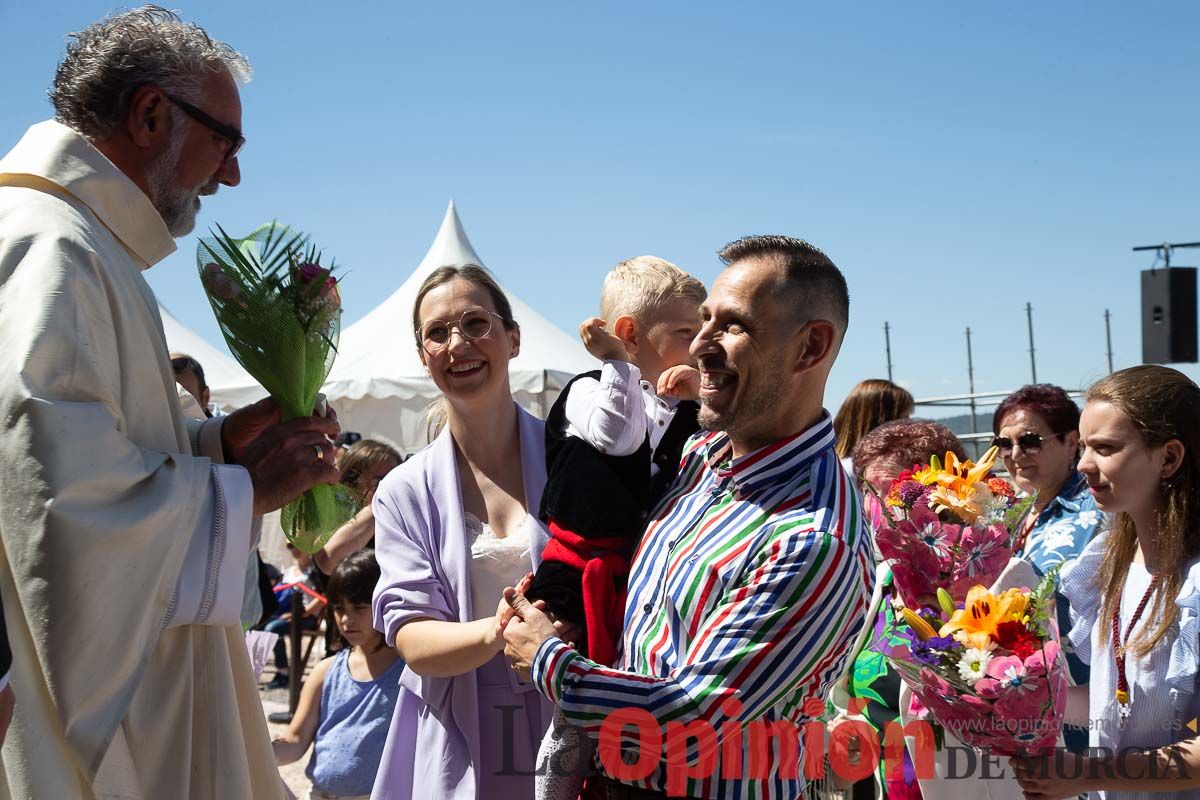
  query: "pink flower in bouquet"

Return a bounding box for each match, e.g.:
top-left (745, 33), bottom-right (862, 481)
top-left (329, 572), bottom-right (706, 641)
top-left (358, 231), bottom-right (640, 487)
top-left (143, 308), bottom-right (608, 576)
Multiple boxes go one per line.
top-left (949, 523), bottom-right (1010, 598)
top-left (296, 262), bottom-right (341, 312)
top-left (297, 262), bottom-right (329, 283)
top-left (976, 641), bottom-right (1061, 719)
top-left (889, 548), bottom-right (942, 608)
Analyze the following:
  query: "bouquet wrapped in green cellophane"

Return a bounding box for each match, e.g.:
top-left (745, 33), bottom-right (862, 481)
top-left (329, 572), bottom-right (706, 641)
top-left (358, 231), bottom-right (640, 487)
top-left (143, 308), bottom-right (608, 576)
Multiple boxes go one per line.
top-left (196, 222), bottom-right (356, 553)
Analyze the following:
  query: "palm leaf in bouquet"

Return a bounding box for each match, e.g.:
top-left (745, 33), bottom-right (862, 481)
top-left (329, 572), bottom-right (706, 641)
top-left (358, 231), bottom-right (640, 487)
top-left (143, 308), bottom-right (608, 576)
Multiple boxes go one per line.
top-left (196, 222), bottom-right (356, 553)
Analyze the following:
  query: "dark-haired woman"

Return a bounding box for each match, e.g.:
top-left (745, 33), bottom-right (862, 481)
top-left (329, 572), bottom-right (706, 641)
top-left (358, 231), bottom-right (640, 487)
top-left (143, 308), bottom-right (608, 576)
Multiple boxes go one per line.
top-left (1013, 366), bottom-right (1200, 799)
top-left (993, 384), bottom-right (1104, 576)
top-left (369, 266), bottom-right (554, 800)
top-left (994, 384), bottom-right (1104, 754)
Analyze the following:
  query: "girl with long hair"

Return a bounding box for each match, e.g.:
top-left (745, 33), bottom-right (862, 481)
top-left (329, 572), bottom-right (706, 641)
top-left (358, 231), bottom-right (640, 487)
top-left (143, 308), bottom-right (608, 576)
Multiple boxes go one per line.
top-left (1013, 366), bottom-right (1200, 799)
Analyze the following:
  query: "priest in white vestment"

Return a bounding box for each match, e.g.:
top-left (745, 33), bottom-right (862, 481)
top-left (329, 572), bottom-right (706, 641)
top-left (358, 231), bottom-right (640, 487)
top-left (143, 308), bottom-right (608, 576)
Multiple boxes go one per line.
top-left (0, 8), bottom-right (342, 798)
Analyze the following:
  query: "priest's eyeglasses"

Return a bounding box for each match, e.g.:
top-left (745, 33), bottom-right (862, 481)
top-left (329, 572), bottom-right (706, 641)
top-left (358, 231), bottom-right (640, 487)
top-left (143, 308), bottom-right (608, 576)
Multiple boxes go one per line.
top-left (166, 94), bottom-right (245, 162)
top-left (417, 309), bottom-right (505, 353)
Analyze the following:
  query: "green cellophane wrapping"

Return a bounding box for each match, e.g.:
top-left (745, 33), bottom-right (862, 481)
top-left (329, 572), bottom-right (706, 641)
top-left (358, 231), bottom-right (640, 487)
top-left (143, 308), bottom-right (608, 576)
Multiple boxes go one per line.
top-left (196, 222), bottom-right (356, 553)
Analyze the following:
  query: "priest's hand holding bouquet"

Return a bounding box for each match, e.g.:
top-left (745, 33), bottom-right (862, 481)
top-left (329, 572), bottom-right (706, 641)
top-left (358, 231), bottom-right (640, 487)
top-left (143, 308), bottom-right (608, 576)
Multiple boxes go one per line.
top-left (197, 222), bottom-right (357, 553)
top-left (874, 447), bottom-right (1068, 756)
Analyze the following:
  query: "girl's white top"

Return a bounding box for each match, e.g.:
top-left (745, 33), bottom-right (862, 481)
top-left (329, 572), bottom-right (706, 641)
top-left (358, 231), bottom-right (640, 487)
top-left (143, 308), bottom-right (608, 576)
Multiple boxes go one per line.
top-left (1061, 530), bottom-right (1200, 800)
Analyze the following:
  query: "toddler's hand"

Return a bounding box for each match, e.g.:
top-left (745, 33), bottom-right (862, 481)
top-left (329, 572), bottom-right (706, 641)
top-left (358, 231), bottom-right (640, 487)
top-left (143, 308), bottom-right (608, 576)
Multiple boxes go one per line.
top-left (657, 365), bottom-right (701, 401)
top-left (579, 318), bottom-right (630, 363)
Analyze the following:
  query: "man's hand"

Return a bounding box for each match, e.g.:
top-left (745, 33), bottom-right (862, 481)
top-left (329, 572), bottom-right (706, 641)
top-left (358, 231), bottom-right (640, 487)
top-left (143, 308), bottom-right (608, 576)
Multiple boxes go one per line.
top-left (579, 318), bottom-right (630, 363)
top-left (657, 365), bottom-right (701, 401)
top-left (221, 398), bottom-right (280, 463)
top-left (239, 414), bottom-right (342, 517)
top-left (222, 397), bottom-right (338, 464)
top-left (497, 573), bottom-right (535, 632)
top-left (502, 588), bottom-right (577, 681)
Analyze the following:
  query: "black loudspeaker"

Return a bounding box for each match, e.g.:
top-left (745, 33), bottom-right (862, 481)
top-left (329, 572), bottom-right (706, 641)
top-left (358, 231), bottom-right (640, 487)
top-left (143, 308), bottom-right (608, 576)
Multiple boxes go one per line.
top-left (1142, 267), bottom-right (1198, 364)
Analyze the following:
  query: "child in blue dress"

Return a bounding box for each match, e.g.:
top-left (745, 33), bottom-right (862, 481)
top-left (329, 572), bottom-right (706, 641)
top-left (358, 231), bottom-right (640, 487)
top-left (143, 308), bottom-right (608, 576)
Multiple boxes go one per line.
top-left (274, 550), bottom-right (404, 800)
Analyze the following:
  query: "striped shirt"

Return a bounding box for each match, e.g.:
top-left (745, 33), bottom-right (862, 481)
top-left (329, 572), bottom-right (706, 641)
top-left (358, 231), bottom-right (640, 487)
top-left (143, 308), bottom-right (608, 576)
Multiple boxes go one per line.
top-left (531, 412), bottom-right (875, 799)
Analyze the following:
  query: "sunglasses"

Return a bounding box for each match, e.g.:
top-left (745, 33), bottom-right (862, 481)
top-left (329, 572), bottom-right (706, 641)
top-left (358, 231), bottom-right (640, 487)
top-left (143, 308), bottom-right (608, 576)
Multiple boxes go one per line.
top-left (166, 94), bottom-right (245, 162)
top-left (990, 430), bottom-right (1066, 456)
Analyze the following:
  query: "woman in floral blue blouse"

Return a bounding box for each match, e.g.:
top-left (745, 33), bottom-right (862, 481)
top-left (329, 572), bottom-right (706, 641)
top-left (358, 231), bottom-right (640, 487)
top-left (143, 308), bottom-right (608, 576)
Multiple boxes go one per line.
top-left (993, 383), bottom-right (1106, 753)
top-left (992, 384), bottom-right (1104, 576)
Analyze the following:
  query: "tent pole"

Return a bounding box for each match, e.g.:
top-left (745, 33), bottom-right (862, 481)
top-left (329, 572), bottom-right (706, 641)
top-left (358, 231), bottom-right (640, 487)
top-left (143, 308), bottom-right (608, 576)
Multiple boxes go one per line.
top-left (540, 370), bottom-right (548, 418)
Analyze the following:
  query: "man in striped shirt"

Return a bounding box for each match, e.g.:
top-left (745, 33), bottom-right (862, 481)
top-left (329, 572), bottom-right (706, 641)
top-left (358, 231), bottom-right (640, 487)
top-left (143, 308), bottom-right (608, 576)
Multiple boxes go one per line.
top-left (504, 235), bottom-right (875, 799)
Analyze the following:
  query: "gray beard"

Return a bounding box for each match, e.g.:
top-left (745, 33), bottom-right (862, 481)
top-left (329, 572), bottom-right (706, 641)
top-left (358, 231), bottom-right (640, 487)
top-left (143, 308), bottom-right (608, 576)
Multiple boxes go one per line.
top-left (147, 129), bottom-right (200, 238)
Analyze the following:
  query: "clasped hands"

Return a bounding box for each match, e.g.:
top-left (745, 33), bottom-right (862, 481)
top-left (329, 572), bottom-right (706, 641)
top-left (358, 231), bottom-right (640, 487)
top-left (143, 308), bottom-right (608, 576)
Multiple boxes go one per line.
top-left (495, 573), bottom-right (582, 681)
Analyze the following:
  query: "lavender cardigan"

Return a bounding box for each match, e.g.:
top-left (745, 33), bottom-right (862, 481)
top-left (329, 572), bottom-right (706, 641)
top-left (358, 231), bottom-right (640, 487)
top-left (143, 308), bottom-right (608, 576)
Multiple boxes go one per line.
top-left (370, 405), bottom-right (552, 800)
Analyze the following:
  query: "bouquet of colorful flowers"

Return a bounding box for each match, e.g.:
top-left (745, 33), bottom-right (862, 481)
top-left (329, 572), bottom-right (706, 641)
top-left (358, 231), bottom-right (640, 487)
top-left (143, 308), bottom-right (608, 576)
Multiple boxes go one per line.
top-left (196, 222), bottom-right (356, 553)
top-left (873, 447), bottom-right (1065, 755)
top-left (888, 576), bottom-right (1066, 756)
top-left (874, 446), bottom-right (1035, 608)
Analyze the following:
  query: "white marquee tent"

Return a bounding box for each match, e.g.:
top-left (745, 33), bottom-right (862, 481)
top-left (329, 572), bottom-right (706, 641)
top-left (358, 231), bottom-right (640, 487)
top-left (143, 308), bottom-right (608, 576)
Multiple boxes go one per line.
top-left (211, 200), bottom-right (593, 454)
top-left (160, 302), bottom-right (256, 392)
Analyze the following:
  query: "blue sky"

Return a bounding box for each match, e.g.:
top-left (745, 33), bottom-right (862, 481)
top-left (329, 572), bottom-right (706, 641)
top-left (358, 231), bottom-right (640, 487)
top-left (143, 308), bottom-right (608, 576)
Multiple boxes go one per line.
top-left (3, 1), bottom-right (1198, 417)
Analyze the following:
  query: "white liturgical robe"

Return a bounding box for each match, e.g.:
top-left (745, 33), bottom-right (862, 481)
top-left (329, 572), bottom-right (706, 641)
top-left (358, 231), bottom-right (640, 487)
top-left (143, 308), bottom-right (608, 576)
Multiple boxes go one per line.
top-left (0, 121), bottom-right (282, 799)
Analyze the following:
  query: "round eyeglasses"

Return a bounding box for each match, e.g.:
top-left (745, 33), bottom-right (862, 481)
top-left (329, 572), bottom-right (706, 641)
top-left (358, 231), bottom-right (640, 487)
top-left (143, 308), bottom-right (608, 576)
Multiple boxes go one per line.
top-left (416, 309), bottom-right (505, 353)
top-left (990, 430), bottom-right (1067, 456)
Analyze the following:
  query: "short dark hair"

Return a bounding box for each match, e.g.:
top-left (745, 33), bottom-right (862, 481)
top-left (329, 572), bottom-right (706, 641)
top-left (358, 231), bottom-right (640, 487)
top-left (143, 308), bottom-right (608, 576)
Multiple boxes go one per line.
top-left (992, 384), bottom-right (1080, 436)
top-left (170, 354), bottom-right (207, 391)
top-left (326, 549), bottom-right (380, 608)
top-left (717, 235), bottom-right (849, 338)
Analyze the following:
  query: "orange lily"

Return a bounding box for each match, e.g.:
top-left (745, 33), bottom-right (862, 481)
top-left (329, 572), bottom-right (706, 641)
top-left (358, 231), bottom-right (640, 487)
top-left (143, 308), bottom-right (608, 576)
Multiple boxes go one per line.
top-left (939, 585), bottom-right (1029, 649)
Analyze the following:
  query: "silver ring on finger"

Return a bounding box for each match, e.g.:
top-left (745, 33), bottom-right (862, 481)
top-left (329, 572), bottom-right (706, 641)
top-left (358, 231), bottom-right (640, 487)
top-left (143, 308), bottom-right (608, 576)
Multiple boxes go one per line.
top-left (314, 444), bottom-right (324, 462)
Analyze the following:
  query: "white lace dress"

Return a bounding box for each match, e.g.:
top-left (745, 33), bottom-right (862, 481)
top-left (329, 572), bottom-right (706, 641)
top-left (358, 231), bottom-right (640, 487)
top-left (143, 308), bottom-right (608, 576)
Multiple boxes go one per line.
top-left (466, 513), bottom-right (589, 800)
top-left (464, 513), bottom-right (554, 795)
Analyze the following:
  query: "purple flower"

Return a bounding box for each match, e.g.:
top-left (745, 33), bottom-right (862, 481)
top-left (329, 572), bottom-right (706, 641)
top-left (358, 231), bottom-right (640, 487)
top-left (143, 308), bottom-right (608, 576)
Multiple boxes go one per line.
top-left (898, 480), bottom-right (926, 506)
top-left (910, 634), bottom-right (957, 666)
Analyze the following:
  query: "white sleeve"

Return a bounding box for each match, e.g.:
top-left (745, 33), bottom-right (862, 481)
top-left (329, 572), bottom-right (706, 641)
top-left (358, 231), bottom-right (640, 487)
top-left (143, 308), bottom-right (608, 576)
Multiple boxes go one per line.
top-left (165, 463), bottom-right (256, 629)
top-left (562, 360), bottom-right (648, 457)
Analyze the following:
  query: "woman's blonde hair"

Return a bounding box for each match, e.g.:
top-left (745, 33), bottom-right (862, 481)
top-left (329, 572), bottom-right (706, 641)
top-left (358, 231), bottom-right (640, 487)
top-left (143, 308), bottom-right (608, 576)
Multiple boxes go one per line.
top-left (833, 379), bottom-right (915, 459)
top-left (599, 256), bottom-right (706, 325)
top-left (1088, 365), bottom-right (1200, 658)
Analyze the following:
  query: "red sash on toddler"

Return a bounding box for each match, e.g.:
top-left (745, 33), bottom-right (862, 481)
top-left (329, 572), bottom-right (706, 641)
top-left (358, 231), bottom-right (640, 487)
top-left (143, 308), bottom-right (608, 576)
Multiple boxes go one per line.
top-left (541, 521), bottom-right (630, 667)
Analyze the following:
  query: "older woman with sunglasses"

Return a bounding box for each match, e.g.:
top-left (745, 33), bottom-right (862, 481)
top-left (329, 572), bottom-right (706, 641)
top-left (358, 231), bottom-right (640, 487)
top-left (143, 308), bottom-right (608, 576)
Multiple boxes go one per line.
top-left (993, 384), bottom-right (1104, 577)
top-left (993, 384), bottom-right (1105, 755)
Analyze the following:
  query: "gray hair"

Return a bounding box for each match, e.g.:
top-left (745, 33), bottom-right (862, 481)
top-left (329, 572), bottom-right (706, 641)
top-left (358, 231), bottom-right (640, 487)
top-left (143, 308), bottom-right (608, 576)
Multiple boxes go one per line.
top-left (51, 5), bottom-right (251, 139)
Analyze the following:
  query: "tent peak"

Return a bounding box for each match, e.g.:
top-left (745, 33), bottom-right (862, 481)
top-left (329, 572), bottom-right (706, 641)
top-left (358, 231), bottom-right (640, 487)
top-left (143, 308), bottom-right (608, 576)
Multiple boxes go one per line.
top-left (417, 199), bottom-right (484, 275)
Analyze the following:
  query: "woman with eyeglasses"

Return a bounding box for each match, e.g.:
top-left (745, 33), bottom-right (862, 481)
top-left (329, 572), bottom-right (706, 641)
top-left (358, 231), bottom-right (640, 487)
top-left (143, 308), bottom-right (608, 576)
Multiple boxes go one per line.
top-left (368, 265), bottom-right (554, 800)
top-left (992, 384), bottom-right (1104, 577)
top-left (1011, 366), bottom-right (1200, 800)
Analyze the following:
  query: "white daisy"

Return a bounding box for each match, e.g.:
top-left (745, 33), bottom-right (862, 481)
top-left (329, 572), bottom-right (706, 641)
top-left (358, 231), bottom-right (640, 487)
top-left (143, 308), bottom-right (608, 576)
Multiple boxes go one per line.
top-left (957, 647), bottom-right (993, 683)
